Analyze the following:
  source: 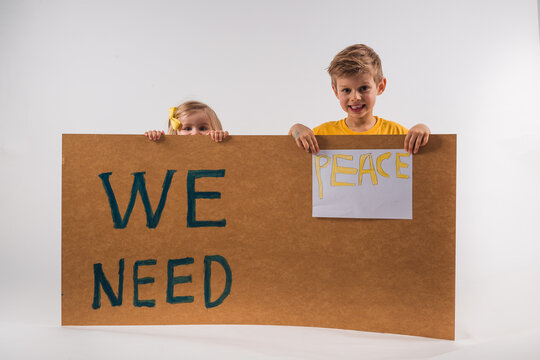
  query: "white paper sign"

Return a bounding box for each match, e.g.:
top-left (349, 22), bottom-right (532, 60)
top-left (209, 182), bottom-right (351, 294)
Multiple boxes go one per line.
top-left (312, 149), bottom-right (413, 219)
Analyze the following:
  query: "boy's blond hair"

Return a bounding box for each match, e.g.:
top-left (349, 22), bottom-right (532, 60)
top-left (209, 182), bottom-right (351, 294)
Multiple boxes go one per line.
top-left (328, 44), bottom-right (384, 86)
top-left (167, 100), bottom-right (223, 134)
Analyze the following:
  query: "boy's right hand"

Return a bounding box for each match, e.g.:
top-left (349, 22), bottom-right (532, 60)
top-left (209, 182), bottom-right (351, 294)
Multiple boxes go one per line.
top-left (145, 130), bottom-right (164, 141)
top-left (289, 123), bottom-right (319, 154)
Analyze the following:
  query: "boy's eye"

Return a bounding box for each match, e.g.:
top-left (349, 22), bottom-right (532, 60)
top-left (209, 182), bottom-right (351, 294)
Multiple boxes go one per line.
top-left (360, 86), bottom-right (369, 92)
top-left (342, 89), bottom-right (350, 93)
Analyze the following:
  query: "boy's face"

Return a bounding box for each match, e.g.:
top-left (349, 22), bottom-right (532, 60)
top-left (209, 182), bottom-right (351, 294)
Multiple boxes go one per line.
top-left (332, 72), bottom-right (386, 123)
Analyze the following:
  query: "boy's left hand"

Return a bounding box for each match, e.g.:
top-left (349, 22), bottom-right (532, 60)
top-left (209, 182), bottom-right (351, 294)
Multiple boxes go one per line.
top-left (404, 124), bottom-right (430, 154)
top-left (208, 130), bottom-right (229, 142)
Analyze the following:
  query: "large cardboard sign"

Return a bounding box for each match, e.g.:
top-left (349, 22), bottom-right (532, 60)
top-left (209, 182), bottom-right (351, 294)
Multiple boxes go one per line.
top-left (62, 135), bottom-right (456, 340)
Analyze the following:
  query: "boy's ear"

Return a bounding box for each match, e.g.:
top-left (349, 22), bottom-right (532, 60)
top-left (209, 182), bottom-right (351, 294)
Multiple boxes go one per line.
top-left (377, 78), bottom-right (387, 95)
top-left (332, 83), bottom-right (338, 98)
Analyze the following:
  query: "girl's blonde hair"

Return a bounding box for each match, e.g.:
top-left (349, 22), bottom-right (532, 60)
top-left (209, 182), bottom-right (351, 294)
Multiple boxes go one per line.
top-left (167, 100), bottom-right (223, 134)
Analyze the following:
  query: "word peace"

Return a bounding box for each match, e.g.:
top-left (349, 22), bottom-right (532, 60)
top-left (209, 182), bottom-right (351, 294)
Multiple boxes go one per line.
top-left (314, 152), bottom-right (410, 199)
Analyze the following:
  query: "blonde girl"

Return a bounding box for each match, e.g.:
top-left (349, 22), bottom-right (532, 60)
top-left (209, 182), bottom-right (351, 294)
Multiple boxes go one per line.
top-left (145, 100), bottom-right (228, 142)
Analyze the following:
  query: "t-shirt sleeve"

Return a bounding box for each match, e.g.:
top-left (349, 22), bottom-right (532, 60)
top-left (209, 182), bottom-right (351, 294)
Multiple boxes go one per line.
top-left (395, 123), bottom-right (408, 134)
top-left (313, 125), bottom-right (323, 135)
top-left (382, 120), bottom-right (408, 134)
top-left (313, 121), bottom-right (337, 135)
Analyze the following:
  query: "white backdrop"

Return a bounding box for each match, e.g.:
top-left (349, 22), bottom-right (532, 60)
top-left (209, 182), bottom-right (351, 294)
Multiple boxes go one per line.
top-left (1, 0), bottom-right (540, 359)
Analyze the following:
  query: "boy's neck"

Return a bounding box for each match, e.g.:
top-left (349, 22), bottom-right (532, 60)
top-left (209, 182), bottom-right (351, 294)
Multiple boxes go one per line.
top-left (345, 115), bottom-right (377, 132)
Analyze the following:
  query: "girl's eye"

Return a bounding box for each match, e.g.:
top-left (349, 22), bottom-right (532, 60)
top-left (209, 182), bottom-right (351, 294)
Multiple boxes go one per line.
top-left (183, 127), bottom-right (191, 131)
top-left (199, 126), bottom-right (208, 131)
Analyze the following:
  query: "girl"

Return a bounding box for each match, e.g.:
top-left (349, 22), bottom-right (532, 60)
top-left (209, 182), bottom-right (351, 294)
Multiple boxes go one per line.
top-left (145, 100), bottom-right (229, 142)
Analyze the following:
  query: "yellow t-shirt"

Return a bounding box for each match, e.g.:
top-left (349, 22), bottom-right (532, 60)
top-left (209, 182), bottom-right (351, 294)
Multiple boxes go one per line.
top-left (313, 116), bottom-right (408, 135)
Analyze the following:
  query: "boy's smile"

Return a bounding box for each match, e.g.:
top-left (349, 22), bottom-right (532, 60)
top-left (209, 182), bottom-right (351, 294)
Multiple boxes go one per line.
top-left (333, 72), bottom-right (386, 130)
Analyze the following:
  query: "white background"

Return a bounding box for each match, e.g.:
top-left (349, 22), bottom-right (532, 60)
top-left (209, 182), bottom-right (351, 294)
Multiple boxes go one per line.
top-left (1, 0), bottom-right (540, 358)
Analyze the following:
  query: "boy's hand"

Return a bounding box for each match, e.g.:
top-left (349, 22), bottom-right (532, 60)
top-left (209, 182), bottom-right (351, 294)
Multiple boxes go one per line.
top-left (404, 124), bottom-right (430, 154)
top-left (289, 123), bottom-right (319, 154)
top-left (208, 130), bottom-right (229, 142)
top-left (145, 130), bottom-right (164, 141)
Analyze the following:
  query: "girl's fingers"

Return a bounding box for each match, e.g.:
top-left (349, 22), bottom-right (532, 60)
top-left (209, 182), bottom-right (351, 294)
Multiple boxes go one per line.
top-left (144, 130), bottom-right (164, 141)
top-left (209, 130), bottom-right (228, 142)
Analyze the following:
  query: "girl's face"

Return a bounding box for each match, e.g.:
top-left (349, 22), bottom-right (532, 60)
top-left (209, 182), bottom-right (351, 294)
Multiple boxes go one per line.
top-left (178, 110), bottom-right (212, 135)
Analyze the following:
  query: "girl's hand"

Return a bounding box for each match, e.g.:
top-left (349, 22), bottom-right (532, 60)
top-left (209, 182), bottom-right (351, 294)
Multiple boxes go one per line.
top-left (145, 130), bottom-right (164, 141)
top-left (404, 124), bottom-right (430, 154)
top-left (208, 130), bottom-right (229, 142)
top-left (289, 123), bottom-right (319, 154)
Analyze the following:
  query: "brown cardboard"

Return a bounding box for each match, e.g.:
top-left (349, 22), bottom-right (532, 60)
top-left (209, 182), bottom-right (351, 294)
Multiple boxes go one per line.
top-left (62, 134), bottom-right (456, 339)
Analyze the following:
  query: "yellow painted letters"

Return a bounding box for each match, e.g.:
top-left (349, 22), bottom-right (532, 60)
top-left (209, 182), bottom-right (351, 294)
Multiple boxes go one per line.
top-left (331, 154), bottom-right (357, 187)
top-left (315, 155), bottom-right (330, 199)
top-left (359, 154), bottom-right (378, 185)
top-left (376, 152), bottom-right (391, 178)
top-left (396, 153), bottom-right (410, 179)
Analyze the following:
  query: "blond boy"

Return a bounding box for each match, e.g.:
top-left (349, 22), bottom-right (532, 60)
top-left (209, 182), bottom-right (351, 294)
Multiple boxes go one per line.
top-left (289, 44), bottom-right (430, 154)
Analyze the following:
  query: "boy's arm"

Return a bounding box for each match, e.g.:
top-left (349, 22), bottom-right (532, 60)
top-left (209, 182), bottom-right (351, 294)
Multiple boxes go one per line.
top-left (289, 123), bottom-right (320, 154)
top-left (404, 123), bottom-right (430, 154)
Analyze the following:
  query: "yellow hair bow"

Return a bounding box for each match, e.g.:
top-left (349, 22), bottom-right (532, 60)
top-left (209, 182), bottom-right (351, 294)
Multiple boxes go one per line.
top-left (168, 107), bottom-right (181, 130)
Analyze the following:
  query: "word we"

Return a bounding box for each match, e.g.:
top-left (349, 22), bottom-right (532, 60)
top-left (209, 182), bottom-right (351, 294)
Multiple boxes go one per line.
top-left (99, 169), bottom-right (225, 228)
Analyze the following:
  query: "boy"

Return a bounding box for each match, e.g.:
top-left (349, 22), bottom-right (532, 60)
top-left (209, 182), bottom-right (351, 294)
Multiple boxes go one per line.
top-left (289, 44), bottom-right (430, 154)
